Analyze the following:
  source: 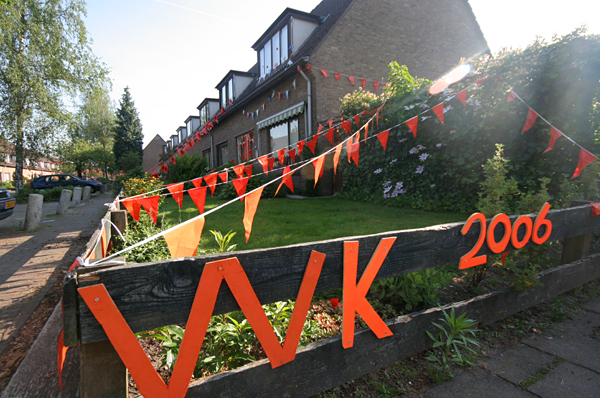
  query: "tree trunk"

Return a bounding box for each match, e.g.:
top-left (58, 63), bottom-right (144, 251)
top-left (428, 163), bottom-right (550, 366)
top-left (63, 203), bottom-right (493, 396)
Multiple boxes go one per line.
top-left (14, 115), bottom-right (25, 193)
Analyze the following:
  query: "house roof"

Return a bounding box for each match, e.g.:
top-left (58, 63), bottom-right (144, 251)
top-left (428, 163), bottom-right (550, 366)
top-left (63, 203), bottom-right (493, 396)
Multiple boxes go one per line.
top-left (143, 134), bottom-right (166, 150)
top-left (184, 115), bottom-right (199, 124)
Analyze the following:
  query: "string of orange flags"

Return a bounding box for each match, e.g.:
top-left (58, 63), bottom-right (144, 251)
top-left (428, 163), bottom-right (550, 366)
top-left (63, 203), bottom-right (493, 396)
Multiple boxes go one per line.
top-left (149, 66), bottom-right (392, 176)
top-left (505, 89), bottom-right (597, 179)
top-left (106, 73), bottom-right (598, 265)
top-left (303, 64), bottom-right (387, 92)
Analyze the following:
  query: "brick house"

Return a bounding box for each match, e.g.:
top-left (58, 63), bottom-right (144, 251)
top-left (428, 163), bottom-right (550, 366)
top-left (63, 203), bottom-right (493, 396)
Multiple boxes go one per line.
top-left (0, 141), bottom-right (57, 183)
top-left (162, 0), bottom-right (488, 193)
top-left (142, 134), bottom-right (167, 172)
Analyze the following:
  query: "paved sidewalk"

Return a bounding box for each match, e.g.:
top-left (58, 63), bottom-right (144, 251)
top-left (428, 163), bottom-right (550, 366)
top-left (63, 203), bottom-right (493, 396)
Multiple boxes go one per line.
top-left (425, 297), bottom-right (600, 398)
top-left (0, 193), bottom-right (114, 356)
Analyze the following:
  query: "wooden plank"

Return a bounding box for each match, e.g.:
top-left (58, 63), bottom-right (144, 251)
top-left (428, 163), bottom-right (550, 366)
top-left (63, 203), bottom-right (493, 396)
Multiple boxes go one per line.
top-left (186, 254), bottom-right (600, 398)
top-left (79, 339), bottom-right (128, 398)
top-left (63, 270), bottom-right (79, 347)
top-left (76, 205), bottom-right (599, 344)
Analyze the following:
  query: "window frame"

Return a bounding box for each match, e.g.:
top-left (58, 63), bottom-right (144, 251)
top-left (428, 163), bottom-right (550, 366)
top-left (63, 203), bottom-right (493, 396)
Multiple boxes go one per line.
top-left (269, 118), bottom-right (299, 156)
top-left (259, 23), bottom-right (290, 80)
top-left (236, 131), bottom-right (254, 163)
top-left (216, 142), bottom-right (228, 167)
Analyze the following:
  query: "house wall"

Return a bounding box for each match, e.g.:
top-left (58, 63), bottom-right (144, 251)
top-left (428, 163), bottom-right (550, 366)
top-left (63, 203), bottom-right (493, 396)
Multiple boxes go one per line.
top-left (188, 74), bottom-right (310, 170)
top-left (308, 0), bottom-right (489, 121)
top-left (142, 135), bottom-right (166, 172)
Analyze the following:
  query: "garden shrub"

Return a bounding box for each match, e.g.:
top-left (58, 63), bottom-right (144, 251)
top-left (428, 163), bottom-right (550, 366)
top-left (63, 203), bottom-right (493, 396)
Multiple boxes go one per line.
top-left (338, 29), bottom-right (600, 213)
top-left (15, 186), bottom-right (74, 203)
top-left (167, 153), bottom-right (208, 184)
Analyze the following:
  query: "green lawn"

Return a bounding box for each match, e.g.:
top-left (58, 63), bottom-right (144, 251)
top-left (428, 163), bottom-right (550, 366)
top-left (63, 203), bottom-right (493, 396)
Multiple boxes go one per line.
top-left (157, 194), bottom-right (468, 253)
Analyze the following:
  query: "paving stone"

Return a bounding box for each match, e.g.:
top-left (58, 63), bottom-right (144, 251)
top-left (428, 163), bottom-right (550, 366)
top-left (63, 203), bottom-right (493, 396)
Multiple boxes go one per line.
top-left (581, 296), bottom-right (600, 315)
top-left (527, 361), bottom-right (600, 398)
top-left (425, 367), bottom-right (535, 398)
top-left (522, 312), bottom-right (600, 373)
top-left (484, 344), bottom-right (555, 385)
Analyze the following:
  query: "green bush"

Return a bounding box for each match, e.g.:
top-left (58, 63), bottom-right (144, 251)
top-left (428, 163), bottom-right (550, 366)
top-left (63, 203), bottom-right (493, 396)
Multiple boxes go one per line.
top-left (167, 153), bottom-right (208, 184)
top-left (369, 267), bottom-right (455, 312)
top-left (339, 30), bottom-right (600, 213)
top-left (15, 186), bottom-right (75, 203)
top-left (0, 181), bottom-right (14, 189)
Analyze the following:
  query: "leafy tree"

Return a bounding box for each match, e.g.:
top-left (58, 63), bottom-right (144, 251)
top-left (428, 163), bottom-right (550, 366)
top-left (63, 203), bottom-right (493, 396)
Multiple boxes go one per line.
top-left (167, 153), bottom-right (208, 184)
top-left (0, 0), bottom-right (108, 192)
top-left (72, 84), bottom-right (116, 177)
top-left (118, 150), bottom-right (142, 173)
top-left (113, 87), bottom-right (143, 170)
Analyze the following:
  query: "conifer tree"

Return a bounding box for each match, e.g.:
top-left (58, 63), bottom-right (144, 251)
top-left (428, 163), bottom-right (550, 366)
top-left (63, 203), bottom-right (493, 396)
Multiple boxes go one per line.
top-left (113, 87), bottom-right (143, 170)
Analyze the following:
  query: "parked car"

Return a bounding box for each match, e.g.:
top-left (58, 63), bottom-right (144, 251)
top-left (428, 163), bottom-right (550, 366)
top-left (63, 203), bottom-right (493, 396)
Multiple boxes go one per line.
top-left (30, 174), bottom-right (102, 193)
top-left (0, 187), bottom-right (16, 220)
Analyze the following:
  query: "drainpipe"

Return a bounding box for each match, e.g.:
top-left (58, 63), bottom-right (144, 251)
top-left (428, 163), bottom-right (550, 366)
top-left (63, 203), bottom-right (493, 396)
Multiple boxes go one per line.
top-left (298, 57), bottom-right (312, 138)
top-left (209, 131), bottom-right (215, 169)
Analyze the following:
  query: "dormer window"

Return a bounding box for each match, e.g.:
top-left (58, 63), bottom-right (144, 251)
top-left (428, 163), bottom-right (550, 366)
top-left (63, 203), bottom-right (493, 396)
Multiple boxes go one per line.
top-left (260, 24), bottom-right (288, 79)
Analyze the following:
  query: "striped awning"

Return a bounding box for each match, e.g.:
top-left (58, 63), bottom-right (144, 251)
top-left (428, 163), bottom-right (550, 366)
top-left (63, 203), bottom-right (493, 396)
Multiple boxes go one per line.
top-left (257, 102), bottom-right (304, 130)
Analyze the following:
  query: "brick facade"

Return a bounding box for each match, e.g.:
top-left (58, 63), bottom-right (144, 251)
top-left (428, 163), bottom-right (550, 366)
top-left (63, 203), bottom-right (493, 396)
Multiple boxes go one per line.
top-left (142, 134), bottom-right (166, 172)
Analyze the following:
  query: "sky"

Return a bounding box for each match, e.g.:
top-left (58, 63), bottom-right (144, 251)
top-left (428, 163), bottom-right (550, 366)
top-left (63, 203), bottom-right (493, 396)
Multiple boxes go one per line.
top-left (83, 0), bottom-right (600, 148)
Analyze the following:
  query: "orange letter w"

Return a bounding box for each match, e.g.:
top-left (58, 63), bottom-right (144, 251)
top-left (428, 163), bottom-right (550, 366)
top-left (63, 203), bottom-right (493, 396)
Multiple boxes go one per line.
top-left (78, 250), bottom-right (325, 398)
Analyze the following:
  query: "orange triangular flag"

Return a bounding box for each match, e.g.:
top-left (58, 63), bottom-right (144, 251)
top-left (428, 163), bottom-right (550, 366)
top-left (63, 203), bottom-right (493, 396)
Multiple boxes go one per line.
top-left (297, 140), bottom-right (305, 155)
top-left (166, 183), bottom-right (184, 209)
top-left (244, 164), bottom-right (253, 177)
top-left (457, 89), bottom-right (468, 109)
top-left (139, 195), bottom-right (160, 224)
top-left (333, 143), bottom-right (342, 174)
top-left (163, 217), bottom-right (205, 258)
top-left (521, 108), bottom-right (538, 134)
top-left (361, 78), bottom-right (366, 89)
top-left (317, 124), bottom-right (323, 134)
top-left (204, 173), bottom-right (218, 196)
top-left (288, 148), bottom-right (296, 163)
top-left (354, 114), bottom-right (360, 128)
top-left (233, 164), bottom-right (245, 179)
top-left (334, 72), bottom-right (340, 80)
top-left (306, 134), bottom-right (319, 154)
top-left (432, 103), bottom-right (444, 125)
top-left (320, 69), bottom-right (328, 78)
top-left (373, 81), bottom-right (379, 91)
top-left (348, 76), bottom-right (355, 85)
top-left (353, 132), bottom-right (360, 144)
top-left (543, 127), bottom-right (563, 154)
top-left (268, 156), bottom-right (274, 170)
top-left (572, 148), bottom-right (597, 179)
top-left (122, 198), bottom-right (141, 222)
top-left (406, 116), bottom-right (418, 138)
top-left (328, 118), bottom-right (333, 128)
top-left (325, 128), bottom-right (334, 145)
top-left (275, 166), bottom-right (295, 196)
top-left (376, 130), bottom-right (390, 151)
top-left (188, 187), bottom-right (207, 213)
top-left (350, 142), bottom-right (360, 166)
top-left (501, 252), bottom-right (509, 265)
top-left (233, 177), bottom-right (249, 201)
top-left (218, 171), bottom-right (228, 183)
top-left (506, 90), bottom-right (517, 102)
top-left (258, 155), bottom-right (269, 174)
top-left (364, 121), bottom-right (369, 140)
top-left (341, 120), bottom-right (352, 135)
top-left (346, 138), bottom-right (353, 162)
top-left (277, 148), bottom-right (286, 164)
top-left (243, 187), bottom-right (264, 242)
top-left (191, 177), bottom-right (203, 188)
top-left (313, 156), bottom-right (325, 187)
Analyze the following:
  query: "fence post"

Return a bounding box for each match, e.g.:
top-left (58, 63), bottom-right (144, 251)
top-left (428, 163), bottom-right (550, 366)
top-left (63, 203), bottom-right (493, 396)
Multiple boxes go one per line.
top-left (111, 210), bottom-right (127, 238)
top-left (560, 200), bottom-right (593, 264)
top-left (79, 339), bottom-right (128, 398)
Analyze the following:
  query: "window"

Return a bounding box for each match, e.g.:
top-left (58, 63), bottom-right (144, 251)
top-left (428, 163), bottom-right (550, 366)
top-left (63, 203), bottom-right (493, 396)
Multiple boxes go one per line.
top-left (236, 132), bottom-right (254, 162)
top-left (228, 79), bottom-right (233, 103)
top-left (259, 25), bottom-right (289, 79)
top-left (220, 78), bottom-right (235, 108)
top-left (269, 118), bottom-right (299, 154)
top-left (216, 142), bottom-right (228, 167)
top-left (221, 86), bottom-right (227, 108)
top-left (202, 149), bottom-right (211, 167)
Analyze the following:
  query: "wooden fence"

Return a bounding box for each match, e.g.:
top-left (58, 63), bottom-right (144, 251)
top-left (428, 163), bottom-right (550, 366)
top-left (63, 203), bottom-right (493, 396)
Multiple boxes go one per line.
top-left (63, 202), bottom-right (600, 397)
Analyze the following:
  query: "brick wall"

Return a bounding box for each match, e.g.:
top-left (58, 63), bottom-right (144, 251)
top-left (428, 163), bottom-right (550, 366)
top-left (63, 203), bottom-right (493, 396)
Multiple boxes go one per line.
top-left (188, 74), bottom-right (310, 167)
top-left (142, 135), bottom-right (166, 172)
top-left (308, 0), bottom-right (489, 122)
